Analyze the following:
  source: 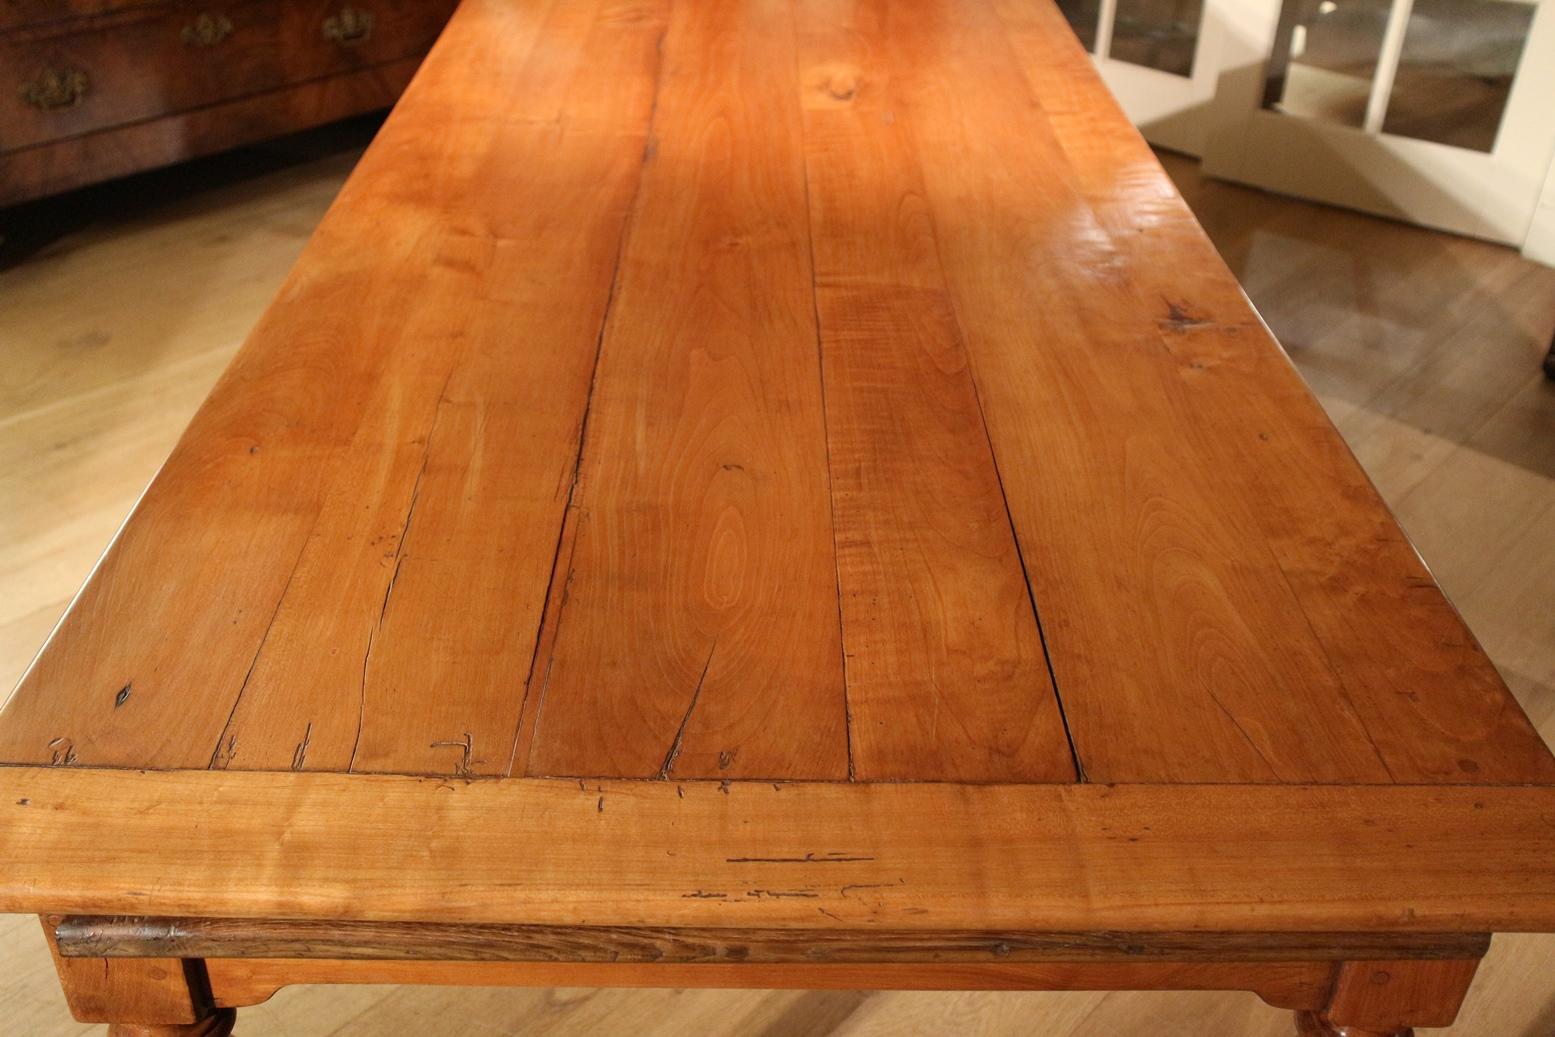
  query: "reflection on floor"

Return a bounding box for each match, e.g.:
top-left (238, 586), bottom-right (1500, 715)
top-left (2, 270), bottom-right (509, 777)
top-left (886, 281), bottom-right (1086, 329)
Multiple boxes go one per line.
top-left (0, 130), bottom-right (1552, 1036)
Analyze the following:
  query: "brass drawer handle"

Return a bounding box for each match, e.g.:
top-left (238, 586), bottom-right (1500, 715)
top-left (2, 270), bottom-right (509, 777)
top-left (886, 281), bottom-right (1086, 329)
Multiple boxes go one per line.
top-left (20, 67), bottom-right (89, 111)
top-left (323, 6), bottom-right (375, 44)
top-left (182, 12), bottom-right (235, 47)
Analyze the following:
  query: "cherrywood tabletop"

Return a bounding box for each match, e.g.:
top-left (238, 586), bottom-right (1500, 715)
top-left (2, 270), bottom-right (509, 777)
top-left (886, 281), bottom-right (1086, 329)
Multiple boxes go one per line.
top-left (5, 0), bottom-right (1555, 947)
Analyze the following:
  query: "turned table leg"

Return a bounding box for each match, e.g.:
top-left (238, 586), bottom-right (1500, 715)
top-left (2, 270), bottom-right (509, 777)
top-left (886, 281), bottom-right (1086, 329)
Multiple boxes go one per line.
top-left (40, 916), bottom-right (238, 1035)
top-left (1292, 959), bottom-right (1482, 1037)
top-left (105, 1012), bottom-right (237, 1037)
top-left (1295, 1009), bottom-right (1413, 1036)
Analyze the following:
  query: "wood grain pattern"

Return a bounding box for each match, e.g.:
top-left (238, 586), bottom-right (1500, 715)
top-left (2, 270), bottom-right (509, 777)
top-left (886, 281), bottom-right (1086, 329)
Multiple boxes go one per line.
top-left (231, 0), bottom-right (662, 772)
top-left (0, 0), bottom-right (668, 776)
top-left (892, 0), bottom-right (1386, 783)
top-left (796, 7), bottom-right (1074, 782)
top-left (4, 769), bottom-right (1555, 934)
top-left (989, 0), bottom-right (1555, 787)
top-left (523, 0), bottom-right (849, 780)
top-left (807, 0), bottom-right (1554, 783)
top-left (306, 0), bottom-right (670, 777)
top-left (50, 917), bottom-right (1489, 964)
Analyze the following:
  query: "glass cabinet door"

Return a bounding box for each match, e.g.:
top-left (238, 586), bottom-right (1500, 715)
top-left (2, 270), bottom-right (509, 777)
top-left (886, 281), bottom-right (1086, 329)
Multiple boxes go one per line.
top-left (1203, 0), bottom-right (1555, 251)
top-left (1054, 0), bottom-right (1237, 155)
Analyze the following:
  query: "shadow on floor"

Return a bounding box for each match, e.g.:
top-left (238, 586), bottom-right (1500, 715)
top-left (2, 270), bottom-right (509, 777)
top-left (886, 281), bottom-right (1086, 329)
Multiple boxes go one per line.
top-left (0, 112), bottom-right (386, 272)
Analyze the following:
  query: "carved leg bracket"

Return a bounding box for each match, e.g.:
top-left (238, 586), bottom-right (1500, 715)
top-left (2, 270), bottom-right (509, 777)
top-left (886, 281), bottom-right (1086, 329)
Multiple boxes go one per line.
top-left (1293, 959), bottom-right (1482, 1037)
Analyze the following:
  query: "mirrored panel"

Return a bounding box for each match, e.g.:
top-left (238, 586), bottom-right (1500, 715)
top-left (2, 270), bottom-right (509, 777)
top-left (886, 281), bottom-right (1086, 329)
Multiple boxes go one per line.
top-left (1263, 0), bottom-right (1391, 127)
top-left (1110, 0), bottom-right (1205, 76)
top-left (1057, 0), bottom-right (1104, 52)
top-left (1381, 0), bottom-right (1535, 151)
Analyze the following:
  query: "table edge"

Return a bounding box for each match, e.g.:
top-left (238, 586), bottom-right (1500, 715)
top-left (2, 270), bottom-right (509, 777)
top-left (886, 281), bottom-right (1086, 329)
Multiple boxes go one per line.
top-left (5, 767), bottom-right (1554, 934)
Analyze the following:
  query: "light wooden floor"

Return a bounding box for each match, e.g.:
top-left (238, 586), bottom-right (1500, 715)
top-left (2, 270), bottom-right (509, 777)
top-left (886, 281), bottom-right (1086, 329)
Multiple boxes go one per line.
top-left (2, 130), bottom-right (1553, 1036)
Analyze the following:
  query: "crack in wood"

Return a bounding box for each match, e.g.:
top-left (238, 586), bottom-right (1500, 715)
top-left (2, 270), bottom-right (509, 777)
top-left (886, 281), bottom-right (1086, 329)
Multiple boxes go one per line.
top-left (429, 733), bottom-right (475, 778)
top-left (792, 57), bottom-right (856, 784)
top-left (1160, 297), bottom-right (1212, 331)
top-left (659, 640), bottom-right (717, 779)
top-left (502, 28), bottom-right (670, 778)
top-left (726, 853), bottom-right (876, 864)
top-left (46, 737), bottom-right (78, 766)
top-left (291, 722), bottom-right (313, 772)
top-left (928, 246), bottom-right (1087, 783)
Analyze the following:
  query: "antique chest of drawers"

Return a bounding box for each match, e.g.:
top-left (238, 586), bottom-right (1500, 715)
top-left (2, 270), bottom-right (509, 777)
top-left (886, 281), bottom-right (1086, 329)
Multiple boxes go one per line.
top-left (0, 0), bottom-right (457, 205)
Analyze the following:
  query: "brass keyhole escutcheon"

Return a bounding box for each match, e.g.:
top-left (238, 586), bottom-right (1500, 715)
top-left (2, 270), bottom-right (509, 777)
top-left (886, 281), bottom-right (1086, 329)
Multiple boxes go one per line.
top-left (323, 6), bottom-right (375, 44)
top-left (20, 67), bottom-right (89, 111)
top-left (182, 12), bottom-right (235, 47)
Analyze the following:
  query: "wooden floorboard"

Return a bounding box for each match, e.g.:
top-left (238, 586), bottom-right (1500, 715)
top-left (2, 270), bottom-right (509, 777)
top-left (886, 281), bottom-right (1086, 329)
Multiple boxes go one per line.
top-left (1, 122), bottom-right (1552, 1037)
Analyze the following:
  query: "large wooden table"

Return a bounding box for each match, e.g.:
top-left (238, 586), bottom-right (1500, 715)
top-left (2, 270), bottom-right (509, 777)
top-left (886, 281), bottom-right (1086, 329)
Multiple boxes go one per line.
top-left (5, 0), bottom-right (1555, 1034)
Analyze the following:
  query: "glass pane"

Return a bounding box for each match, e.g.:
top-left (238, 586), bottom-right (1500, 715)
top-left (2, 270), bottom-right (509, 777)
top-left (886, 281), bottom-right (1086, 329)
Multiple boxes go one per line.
top-left (1110, 0), bottom-right (1206, 76)
top-left (1262, 0), bottom-right (1392, 127)
top-left (1382, 0), bottom-right (1535, 152)
top-left (1057, 0), bottom-right (1103, 52)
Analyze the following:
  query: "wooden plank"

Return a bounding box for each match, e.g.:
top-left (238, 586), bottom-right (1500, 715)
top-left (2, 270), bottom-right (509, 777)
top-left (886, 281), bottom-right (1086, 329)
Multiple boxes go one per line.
top-left (523, 0), bottom-right (848, 780)
top-left (835, 0), bottom-right (1554, 783)
top-left (51, 916), bottom-right (1490, 964)
top-left (3, 0), bottom-right (1549, 793)
top-left (0, 184), bottom-right (447, 770)
top-left (990, 0), bottom-right (1555, 786)
top-left (225, 0), bottom-right (668, 776)
top-left (794, 11), bottom-right (1075, 782)
top-left (339, 0), bottom-right (671, 777)
top-left (5, 769), bottom-right (1555, 933)
top-left (990, 0), bottom-right (1254, 324)
top-left (0, 1), bottom-right (547, 771)
top-left (0, 0), bottom-right (667, 776)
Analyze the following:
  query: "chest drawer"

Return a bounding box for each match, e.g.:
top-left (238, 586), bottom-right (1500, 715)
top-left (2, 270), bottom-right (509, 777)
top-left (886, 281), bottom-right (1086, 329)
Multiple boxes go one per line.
top-left (1, 0), bottom-right (162, 33)
top-left (1, 0), bottom-right (453, 153)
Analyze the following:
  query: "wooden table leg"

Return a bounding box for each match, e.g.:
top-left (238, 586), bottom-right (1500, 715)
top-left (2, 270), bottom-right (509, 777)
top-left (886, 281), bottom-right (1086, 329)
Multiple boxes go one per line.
top-left (1295, 1009), bottom-right (1412, 1036)
top-left (105, 1012), bottom-right (237, 1037)
top-left (40, 916), bottom-right (238, 1035)
top-left (1292, 959), bottom-right (1482, 1037)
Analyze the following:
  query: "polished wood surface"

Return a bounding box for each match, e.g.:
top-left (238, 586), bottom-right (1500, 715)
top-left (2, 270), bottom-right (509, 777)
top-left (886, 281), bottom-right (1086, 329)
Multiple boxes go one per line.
top-left (4, 0), bottom-right (1555, 1033)
top-left (2, 0), bottom-right (1549, 787)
